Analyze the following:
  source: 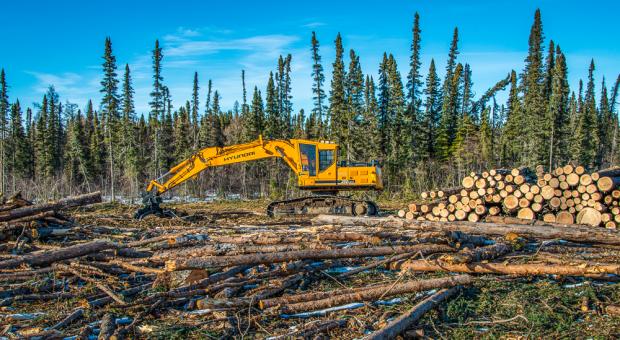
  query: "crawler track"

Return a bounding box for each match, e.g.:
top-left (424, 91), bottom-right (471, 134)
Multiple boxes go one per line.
top-left (266, 195), bottom-right (379, 217)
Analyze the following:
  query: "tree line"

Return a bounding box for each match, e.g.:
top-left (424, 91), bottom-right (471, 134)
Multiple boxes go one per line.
top-left (0, 9), bottom-right (618, 200)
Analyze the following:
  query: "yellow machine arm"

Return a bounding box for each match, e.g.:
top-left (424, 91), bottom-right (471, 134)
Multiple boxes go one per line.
top-left (146, 135), bottom-right (299, 195)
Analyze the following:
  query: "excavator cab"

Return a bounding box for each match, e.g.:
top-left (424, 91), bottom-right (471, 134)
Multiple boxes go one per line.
top-left (294, 140), bottom-right (383, 193)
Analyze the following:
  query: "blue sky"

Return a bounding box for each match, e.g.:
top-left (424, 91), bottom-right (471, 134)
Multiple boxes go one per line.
top-left (1, 0), bottom-right (618, 115)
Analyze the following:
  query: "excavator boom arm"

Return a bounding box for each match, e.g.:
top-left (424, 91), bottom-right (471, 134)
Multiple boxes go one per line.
top-left (146, 136), bottom-right (300, 195)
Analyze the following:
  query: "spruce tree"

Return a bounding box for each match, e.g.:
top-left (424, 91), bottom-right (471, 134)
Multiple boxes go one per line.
top-left (329, 33), bottom-right (347, 146)
top-left (205, 79), bottom-right (212, 115)
top-left (386, 54), bottom-right (407, 168)
top-left (191, 71), bottom-right (200, 149)
top-left (100, 37), bottom-right (120, 199)
top-left (547, 46), bottom-right (570, 167)
top-left (407, 12), bottom-right (423, 158)
top-left (377, 53), bottom-right (391, 156)
top-left (362, 75), bottom-right (381, 160)
top-left (346, 49), bottom-right (364, 160)
top-left (461, 64), bottom-right (474, 120)
top-left (598, 77), bottom-right (613, 165)
top-left (149, 39), bottom-right (164, 177)
top-left (451, 110), bottom-right (479, 173)
top-left (265, 72), bottom-right (280, 139)
top-left (311, 32), bottom-right (327, 137)
top-left (121, 64), bottom-right (139, 187)
top-left (521, 9), bottom-right (546, 165)
top-left (160, 109), bottom-right (175, 169)
top-left (421, 59), bottom-right (441, 159)
top-left (501, 71), bottom-right (522, 164)
top-left (65, 109), bottom-right (89, 188)
top-left (241, 70), bottom-right (250, 124)
top-left (610, 75), bottom-right (620, 163)
top-left (568, 90), bottom-right (581, 161)
top-left (0, 69), bottom-right (8, 192)
top-left (441, 27), bottom-right (459, 101)
top-left (244, 86), bottom-right (264, 140)
top-left (282, 54), bottom-right (293, 137)
top-left (293, 109), bottom-right (306, 138)
top-left (45, 86), bottom-right (63, 175)
top-left (437, 63), bottom-right (463, 159)
top-left (479, 107), bottom-right (493, 164)
top-left (24, 107), bottom-right (35, 179)
top-left (201, 91), bottom-right (224, 147)
top-left (7, 101), bottom-right (28, 181)
top-left (543, 40), bottom-right (555, 101)
top-left (578, 60), bottom-right (599, 167)
top-left (89, 109), bottom-right (106, 187)
top-left (174, 102), bottom-right (192, 162)
top-left (35, 95), bottom-right (50, 178)
top-left (436, 28), bottom-right (461, 160)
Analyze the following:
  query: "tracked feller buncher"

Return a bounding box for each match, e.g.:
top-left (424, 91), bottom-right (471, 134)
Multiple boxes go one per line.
top-left (135, 136), bottom-right (383, 219)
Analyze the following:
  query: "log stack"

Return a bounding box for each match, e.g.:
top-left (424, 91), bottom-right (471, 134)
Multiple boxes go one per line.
top-left (399, 165), bottom-right (620, 228)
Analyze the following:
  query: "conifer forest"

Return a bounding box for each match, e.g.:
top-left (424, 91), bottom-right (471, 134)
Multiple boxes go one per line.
top-left (0, 9), bottom-right (616, 201)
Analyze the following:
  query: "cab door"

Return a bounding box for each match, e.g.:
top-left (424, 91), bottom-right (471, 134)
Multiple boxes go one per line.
top-left (298, 143), bottom-right (318, 177)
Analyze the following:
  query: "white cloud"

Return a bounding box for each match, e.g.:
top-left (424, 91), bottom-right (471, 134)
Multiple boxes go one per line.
top-left (26, 71), bottom-right (101, 107)
top-left (302, 22), bottom-right (326, 28)
top-left (164, 34), bottom-right (299, 57)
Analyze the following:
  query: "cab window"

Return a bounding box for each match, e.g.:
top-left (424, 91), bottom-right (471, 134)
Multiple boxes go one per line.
top-left (299, 144), bottom-right (317, 176)
top-left (319, 150), bottom-right (334, 172)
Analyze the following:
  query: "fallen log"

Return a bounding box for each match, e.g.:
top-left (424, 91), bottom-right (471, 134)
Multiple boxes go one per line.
top-left (0, 240), bottom-right (117, 269)
top-left (0, 291), bottom-right (75, 307)
top-left (84, 282), bottom-right (152, 308)
top-left (0, 267), bottom-right (53, 281)
top-left (260, 280), bottom-right (404, 310)
top-left (0, 192), bottom-right (101, 222)
top-left (165, 244), bottom-right (453, 271)
top-left (51, 308), bottom-right (84, 330)
top-left (143, 265), bottom-right (250, 302)
top-left (440, 243), bottom-right (512, 264)
top-left (54, 263), bottom-right (126, 305)
top-left (312, 215), bottom-right (620, 245)
top-left (366, 287), bottom-right (460, 340)
top-left (98, 313), bottom-right (116, 340)
top-left (278, 274), bottom-right (472, 314)
top-left (394, 259), bottom-right (620, 276)
top-left (337, 252), bottom-right (415, 279)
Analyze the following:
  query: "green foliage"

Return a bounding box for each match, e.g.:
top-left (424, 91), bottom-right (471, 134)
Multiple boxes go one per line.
top-left (264, 72), bottom-right (281, 139)
top-left (311, 32), bottom-right (327, 137)
top-left (346, 49), bottom-right (365, 160)
top-left (578, 60), bottom-right (599, 167)
top-left (328, 33), bottom-right (347, 148)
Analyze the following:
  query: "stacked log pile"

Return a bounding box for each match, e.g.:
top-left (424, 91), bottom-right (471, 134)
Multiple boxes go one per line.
top-left (3, 198), bottom-right (620, 338)
top-left (400, 165), bottom-right (620, 228)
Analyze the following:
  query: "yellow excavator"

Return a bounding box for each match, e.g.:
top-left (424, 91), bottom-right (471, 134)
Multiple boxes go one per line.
top-left (135, 136), bottom-right (383, 219)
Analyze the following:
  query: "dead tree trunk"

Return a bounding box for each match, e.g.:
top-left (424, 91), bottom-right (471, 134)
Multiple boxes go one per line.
top-left (366, 287), bottom-right (461, 340)
top-left (165, 244), bottom-right (453, 271)
top-left (312, 215), bottom-right (620, 245)
top-left (278, 274), bottom-right (472, 314)
top-left (0, 240), bottom-right (116, 269)
top-left (394, 259), bottom-right (620, 276)
top-left (0, 192), bottom-right (101, 222)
